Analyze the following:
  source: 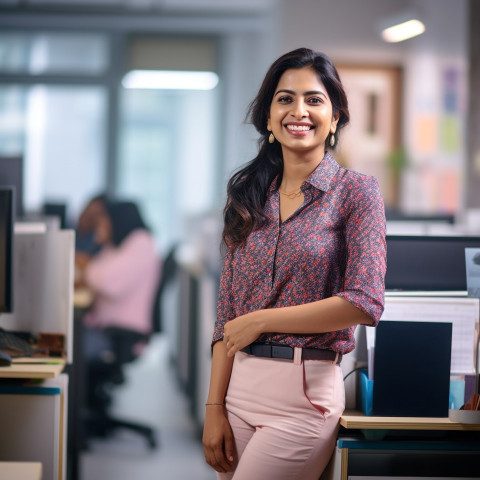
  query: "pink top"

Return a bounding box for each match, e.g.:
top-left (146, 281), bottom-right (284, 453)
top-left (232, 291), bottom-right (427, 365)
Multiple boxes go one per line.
top-left (84, 229), bottom-right (160, 334)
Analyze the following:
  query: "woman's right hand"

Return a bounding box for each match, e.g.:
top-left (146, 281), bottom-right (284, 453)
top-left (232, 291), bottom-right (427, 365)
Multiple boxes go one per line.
top-left (202, 405), bottom-right (235, 473)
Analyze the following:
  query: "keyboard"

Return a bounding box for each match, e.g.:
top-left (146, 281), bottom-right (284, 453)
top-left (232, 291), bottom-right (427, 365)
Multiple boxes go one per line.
top-left (0, 328), bottom-right (39, 357)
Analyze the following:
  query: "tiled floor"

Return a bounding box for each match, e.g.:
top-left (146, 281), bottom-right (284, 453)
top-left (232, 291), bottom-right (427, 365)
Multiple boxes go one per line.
top-left (80, 334), bottom-right (216, 480)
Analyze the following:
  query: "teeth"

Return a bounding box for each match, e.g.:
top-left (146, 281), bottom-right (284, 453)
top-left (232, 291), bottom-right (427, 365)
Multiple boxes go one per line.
top-left (286, 125), bottom-right (312, 131)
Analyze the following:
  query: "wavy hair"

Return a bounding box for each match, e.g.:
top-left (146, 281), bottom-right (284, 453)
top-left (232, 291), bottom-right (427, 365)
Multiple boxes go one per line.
top-left (222, 48), bottom-right (350, 249)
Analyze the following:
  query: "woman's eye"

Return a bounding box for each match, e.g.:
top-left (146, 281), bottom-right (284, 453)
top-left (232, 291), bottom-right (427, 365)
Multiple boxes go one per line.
top-left (278, 96), bottom-right (292, 103)
top-left (308, 97), bottom-right (323, 105)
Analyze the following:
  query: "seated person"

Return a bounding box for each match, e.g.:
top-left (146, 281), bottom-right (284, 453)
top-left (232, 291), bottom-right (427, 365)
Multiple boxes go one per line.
top-left (77, 200), bottom-right (161, 362)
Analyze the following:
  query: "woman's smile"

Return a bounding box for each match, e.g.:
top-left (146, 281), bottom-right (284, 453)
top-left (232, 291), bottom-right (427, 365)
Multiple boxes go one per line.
top-left (284, 122), bottom-right (315, 136)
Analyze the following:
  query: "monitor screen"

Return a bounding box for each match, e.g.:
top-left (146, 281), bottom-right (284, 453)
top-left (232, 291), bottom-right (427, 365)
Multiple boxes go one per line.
top-left (43, 202), bottom-right (68, 229)
top-left (0, 187), bottom-right (14, 313)
top-left (385, 235), bottom-right (480, 291)
top-left (0, 156), bottom-right (24, 218)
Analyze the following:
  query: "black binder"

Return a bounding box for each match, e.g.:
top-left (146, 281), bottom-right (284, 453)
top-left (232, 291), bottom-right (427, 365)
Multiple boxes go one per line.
top-left (372, 320), bottom-right (452, 417)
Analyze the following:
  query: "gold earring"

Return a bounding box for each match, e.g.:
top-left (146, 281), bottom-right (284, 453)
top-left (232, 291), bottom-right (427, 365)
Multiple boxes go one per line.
top-left (329, 133), bottom-right (335, 147)
top-left (269, 133), bottom-right (275, 144)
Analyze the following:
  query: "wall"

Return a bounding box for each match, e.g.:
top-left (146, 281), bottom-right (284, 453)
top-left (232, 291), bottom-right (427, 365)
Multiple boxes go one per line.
top-left (276, 0), bottom-right (469, 215)
top-left (467, 0), bottom-right (480, 210)
top-left (401, 0), bottom-right (468, 214)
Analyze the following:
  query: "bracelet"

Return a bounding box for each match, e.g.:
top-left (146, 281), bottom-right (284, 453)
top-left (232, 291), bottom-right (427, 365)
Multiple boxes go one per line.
top-left (205, 402), bottom-right (225, 406)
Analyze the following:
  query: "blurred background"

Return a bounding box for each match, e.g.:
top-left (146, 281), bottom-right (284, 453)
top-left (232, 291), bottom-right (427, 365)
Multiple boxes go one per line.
top-left (1, 0), bottom-right (479, 479)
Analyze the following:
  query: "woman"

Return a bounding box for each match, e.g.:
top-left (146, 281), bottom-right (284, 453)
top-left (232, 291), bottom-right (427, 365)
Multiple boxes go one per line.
top-left (80, 200), bottom-right (160, 360)
top-left (203, 48), bottom-right (386, 480)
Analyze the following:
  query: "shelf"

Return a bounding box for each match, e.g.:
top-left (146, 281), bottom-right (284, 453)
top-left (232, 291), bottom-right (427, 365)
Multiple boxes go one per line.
top-left (0, 360), bottom-right (65, 379)
top-left (340, 410), bottom-right (480, 431)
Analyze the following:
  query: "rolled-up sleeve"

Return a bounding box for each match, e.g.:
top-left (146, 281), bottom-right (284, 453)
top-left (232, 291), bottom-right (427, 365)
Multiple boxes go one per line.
top-left (212, 248), bottom-right (236, 346)
top-left (335, 176), bottom-right (386, 326)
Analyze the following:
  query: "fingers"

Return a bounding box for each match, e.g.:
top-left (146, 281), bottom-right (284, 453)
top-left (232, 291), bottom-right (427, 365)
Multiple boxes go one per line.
top-left (223, 336), bottom-right (237, 358)
top-left (224, 433), bottom-right (235, 464)
top-left (203, 442), bottom-right (234, 473)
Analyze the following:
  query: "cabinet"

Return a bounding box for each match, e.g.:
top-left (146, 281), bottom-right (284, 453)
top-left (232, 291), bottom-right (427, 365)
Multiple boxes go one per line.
top-left (0, 361), bottom-right (67, 480)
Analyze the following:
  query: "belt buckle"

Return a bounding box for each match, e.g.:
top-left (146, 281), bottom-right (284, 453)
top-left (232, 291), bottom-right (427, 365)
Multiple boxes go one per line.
top-left (272, 345), bottom-right (294, 360)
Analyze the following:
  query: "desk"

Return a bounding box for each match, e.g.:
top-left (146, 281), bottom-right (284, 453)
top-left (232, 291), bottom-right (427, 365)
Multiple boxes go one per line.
top-left (340, 411), bottom-right (480, 431)
top-left (329, 411), bottom-right (480, 480)
top-left (0, 359), bottom-right (67, 480)
top-left (0, 461), bottom-right (42, 480)
top-left (66, 292), bottom-right (92, 480)
top-left (1, 360), bottom-right (65, 379)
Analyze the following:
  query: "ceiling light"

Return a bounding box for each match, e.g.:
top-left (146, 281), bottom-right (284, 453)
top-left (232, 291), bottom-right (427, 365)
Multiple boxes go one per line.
top-left (122, 70), bottom-right (219, 90)
top-left (381, 18), bottom-right (425, 43)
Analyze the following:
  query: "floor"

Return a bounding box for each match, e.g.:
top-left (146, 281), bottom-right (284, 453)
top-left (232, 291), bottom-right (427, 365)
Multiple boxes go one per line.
top-left (80, 333), bottom-right (216, 480)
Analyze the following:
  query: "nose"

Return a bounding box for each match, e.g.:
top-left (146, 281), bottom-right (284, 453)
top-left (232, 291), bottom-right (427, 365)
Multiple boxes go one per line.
top-left (292, 100), bottom-right (308, 119)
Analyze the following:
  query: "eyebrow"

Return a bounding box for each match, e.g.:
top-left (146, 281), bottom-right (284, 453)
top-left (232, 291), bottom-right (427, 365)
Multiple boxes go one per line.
top-left (274, 89), bottom-right (327, 97)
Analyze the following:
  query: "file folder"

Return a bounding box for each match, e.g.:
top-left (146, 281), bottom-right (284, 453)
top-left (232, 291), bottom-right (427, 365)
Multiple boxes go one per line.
top-left (372, 320), bottom-right (452, 417)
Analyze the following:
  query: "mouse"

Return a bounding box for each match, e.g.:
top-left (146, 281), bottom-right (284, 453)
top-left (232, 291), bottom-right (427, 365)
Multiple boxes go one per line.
top-left (0, 349), bottom-right (12, 367)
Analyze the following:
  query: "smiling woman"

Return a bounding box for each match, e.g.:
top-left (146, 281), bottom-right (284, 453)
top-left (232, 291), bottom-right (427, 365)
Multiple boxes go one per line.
top-left (202, 48), bottom-right (386, 480)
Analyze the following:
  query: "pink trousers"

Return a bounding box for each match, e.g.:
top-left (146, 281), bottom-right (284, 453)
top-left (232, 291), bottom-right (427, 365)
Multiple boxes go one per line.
top-left (218, 348), bottom-right (345, 480)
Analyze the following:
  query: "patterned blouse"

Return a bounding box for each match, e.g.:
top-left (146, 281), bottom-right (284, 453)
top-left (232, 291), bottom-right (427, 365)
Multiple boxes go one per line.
top-left (212, 152), bottom-right (386, 354)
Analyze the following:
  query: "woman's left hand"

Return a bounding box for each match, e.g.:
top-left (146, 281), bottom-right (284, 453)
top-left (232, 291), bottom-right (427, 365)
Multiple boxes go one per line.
top-left (223, 311), bottom-right (265, 357)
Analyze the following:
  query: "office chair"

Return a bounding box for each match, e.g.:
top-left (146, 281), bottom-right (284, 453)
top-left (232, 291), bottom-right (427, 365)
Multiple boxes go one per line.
top-left (152, 244), bottom-right (178, 334)
top-left (86, 327), bottom-right (157, 449)
top-left (84, 246), bottom-right (178, 449)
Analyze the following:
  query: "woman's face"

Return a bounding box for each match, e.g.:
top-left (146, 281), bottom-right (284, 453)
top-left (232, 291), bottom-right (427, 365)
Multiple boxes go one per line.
top-left (94, 213), bottom-right (113, 246)
top-left (267, 67), bottom-right (338, 157)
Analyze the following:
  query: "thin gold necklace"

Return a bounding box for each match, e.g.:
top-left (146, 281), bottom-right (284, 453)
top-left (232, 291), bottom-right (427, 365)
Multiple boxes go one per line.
top-left (278, 188), bottom-right (302, 199)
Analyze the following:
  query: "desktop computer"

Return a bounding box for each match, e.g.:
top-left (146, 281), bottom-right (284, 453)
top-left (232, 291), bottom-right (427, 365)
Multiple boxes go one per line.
top-left (0, 187), bottom-right (15, 365)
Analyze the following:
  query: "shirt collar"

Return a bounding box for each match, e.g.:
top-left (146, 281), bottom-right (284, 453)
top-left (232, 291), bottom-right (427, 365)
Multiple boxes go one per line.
top-left (304, 152), bottom-right (340, 193)
top-left (267, 151), bottom-right (340, 196)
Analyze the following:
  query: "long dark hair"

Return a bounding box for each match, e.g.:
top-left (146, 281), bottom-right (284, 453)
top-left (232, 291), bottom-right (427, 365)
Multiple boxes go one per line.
top-left (222, 48), bottom-right (350, 249)
top-left (104, 200), bottom-right (149, 246)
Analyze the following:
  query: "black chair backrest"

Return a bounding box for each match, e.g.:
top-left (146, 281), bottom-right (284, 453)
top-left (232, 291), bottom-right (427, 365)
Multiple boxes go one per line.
top-left (152, 244), bottom-right (179, 333)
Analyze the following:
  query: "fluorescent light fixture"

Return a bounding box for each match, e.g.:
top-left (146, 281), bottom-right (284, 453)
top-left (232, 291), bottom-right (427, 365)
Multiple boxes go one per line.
top-left (122, 70), bottom-right (219, 90)
top-left (381, 18), bottom-right (425, 43)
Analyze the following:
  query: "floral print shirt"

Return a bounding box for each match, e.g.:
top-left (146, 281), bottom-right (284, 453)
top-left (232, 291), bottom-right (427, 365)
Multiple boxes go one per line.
top-left (212, 152), bottom-right (386, 354)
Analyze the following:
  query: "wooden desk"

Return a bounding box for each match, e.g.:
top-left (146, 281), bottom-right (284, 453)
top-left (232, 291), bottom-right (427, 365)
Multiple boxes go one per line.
top-left (0, 359), bottom-right (65, 379)
top-left (0, 462), bottom-right (42, 480)
top-left (328, 411), bottom-right (480, 480)
top-left (340, 410), bottom-right (480, 431)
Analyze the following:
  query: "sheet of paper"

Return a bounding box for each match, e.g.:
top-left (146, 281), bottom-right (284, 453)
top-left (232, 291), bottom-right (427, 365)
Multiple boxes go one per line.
top-left (368, 295), bottom-right (479, 379)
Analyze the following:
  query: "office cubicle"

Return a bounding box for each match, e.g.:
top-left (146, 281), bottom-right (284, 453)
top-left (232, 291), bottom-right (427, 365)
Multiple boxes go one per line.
top-left (0, 229), bottom-right (75, 480)
top-left (1, 230), bottom-right (75, 363)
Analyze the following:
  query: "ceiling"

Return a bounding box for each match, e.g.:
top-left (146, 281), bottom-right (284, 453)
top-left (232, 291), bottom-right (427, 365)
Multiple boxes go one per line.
top-left (0, 0), bottom-right (277, 13)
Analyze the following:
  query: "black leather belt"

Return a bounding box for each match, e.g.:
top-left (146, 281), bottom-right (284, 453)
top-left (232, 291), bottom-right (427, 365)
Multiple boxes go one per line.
top-left (241, 343), bottom-right (342, 364)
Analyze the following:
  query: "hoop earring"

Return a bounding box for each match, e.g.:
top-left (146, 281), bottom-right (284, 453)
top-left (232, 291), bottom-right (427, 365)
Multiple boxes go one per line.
top-left (329, 133), bottom-right (335, 147)
top-left (269, 133), bottom-right (275, 144)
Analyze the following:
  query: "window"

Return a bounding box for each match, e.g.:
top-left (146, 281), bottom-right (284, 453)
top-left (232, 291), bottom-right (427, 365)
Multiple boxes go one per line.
top-left (0, 32), bottom-right (109, 75)
top-left (0, 84), bottom-right (107, 218)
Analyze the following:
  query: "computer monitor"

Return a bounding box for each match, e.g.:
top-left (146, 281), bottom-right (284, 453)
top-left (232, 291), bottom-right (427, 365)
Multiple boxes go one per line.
top-left (43, 202), bottom-right (68, 229)
top-left (385, 234), bottom-right (480, 291)
top-left (0, 156), bottom-right (23, 218)
top-left (0, 187), bottom-right (14, 313)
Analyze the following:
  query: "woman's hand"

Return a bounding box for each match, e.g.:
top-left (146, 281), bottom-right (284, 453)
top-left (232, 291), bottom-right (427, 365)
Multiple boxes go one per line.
top-left (202, 406), bottom-right (235, 473)
top-left (223, 311), bottom-right (265, 357)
